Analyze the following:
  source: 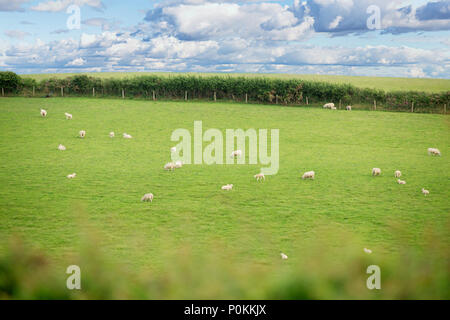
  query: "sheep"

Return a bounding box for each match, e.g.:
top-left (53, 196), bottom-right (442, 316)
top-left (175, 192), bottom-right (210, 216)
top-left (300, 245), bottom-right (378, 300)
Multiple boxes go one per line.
top-left (280, 253), bottom-right (288, 260)
top-left (364, 248), bottom-right (372, 254)
top-left (394, 170), bottom-right (402, 178)
top-left (40, 109), bottom-right (47, 117)
top-left (397, 179), bottom-right (406, 185)
top-left (302, 171), bottom-right (315, 180)
top-left (141, 193), bottom-right (154, 202)
top-left (372, 168), bottom-right (381, 176)
top-left (79, 130), bottom-right (86, 138)
top-left (421, 188), bottom-right (430, 196)
top-left (58, 144), bottom-right (66, 151)
top-left (323, 103), bottom-right (335, 109)
top-left (346, 105), bottom-right (352, 111)
top-left (65, 112), bottom-right (72, 120)
top-left (254, 173), bottom-right (265, 181)
top-left (175, 160), bottom-right (183, 168)
top-left (109, 132), bottom-right (115, 138)
top-left (331, 106), bottom-right (337, 110)
top-left (164, 162), bottom-right (176, 171)
top-left (221, 184), bottom-right (233, 191)
top-left (427, 148), bottom-right (441, 156)
top-left (67, 173), bottom-right (76, 179)
top-left (171, 147), bottom-right (177, 153)
top-left (230, 150), bottom-right (242, 158)
top-left (123, 133), bottom-right (132, 139)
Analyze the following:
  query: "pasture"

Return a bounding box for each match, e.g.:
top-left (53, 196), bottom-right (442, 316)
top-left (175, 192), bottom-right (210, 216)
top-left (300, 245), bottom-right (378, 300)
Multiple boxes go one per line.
top-left (0, 97), bottom-right (448, 299)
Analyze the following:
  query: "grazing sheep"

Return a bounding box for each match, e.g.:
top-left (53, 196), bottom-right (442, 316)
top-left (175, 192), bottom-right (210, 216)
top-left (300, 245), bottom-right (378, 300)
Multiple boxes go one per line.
top-left (221, 184), bottom-right (233, 191)
top-left (422, 188), bottom-right (430, 196)
top-left (175, 160), bottom-right (183, 168)
top-left (65, 112), bottom-right (72, 120)
top-left (394, 170), bottom-right (402, 178)
top-left (302, 171), bottom-right (315, 180)
top-left (372, 168), bottom-right (381, 176)
top-left (58, 144), bottom-right (66, 151)
top-left (123, 133), bottom-right (132, 139)
top-left (171, 147), bottom-right (177, 153)
top-left (67, 173), bottom-right (76, 179)
top-left (280, 253), bottom-right (288, 260)
top-left (254, 173), bottom-right (265, 181)
top-left (427, 148), bottom-right (441, 156)
top-left (230, 150), bottom-right (242, 158)
top-left (40, 109), bottom-right (47, 117)
top-left (397, 179), bottom-right (406, 185)
top-left (141, 193), bottom-right (154, 202)
top-left (109, 132), bottom-right (115, 138)
top-left (164, 162), bottom-right (176, 171)
top-left (346, 105), bottom-right (352, 111)
top-left (323, 103), bottom-right (335, 109)
top-left (331, 106), bottom-right (337, 110)
top-left (79, 130), bottom-right (86, 138)
top-left (364, 248), bottom-right (372, 254)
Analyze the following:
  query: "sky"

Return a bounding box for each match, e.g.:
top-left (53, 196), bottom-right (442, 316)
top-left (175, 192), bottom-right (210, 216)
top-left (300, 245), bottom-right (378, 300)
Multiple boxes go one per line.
top-left (0, 0), bottom-right (449, 78)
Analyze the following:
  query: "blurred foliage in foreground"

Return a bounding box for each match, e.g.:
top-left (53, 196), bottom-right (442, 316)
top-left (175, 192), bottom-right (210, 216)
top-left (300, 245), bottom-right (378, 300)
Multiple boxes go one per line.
top-left (0, 222), bottom-right (448, 300)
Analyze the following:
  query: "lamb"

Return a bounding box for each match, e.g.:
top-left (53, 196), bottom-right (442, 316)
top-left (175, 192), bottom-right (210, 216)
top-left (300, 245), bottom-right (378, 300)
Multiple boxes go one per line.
top-left (254, 173), bottom-right (265, 181)
top-left (141, 193), bottom-right (154, 202)
top-left (364, 248), bottom-right (372, 254)
top-left (397, 179), bottom-right (406, 185)
top-left (123, 133), bottom-right (132, 139)
top-left (323, 103), bottom-right (335, 109)
top-left (372, 168), bottom-right (381, 176)
top-left (175, 160), bottom-right (183, 168)
top-left (65, 112), bottom-right (72, 120)
top-left (421, 188), bottom-right (430, 196)
top-left (346, 105), bottom-right (352, 111)
top-left (230, 150), bottom-right (242, 158)
top-left (221, 184), bottom-right (233, 191)
top-left (280, 253), bottom-right (288, 260)
top-left (164, 162), bottom-right (176, 171)
top-left (427, 148), bottom-right (441, 156)
top-left (331, 105), bottom-right (337, 110)
top-left (58, 144), bottom-right (66, 151)
top-left (67, 173), bottom-right (76, 179)
top-left (109, 132), bottom-right (115, 138)
top-left (79, 130), bottom-right (86, 138)
top-left (40, 109), bottom-right (47, 117)
top-left (302, 171), bottom-right (315, 180)
top-left (394, 170), bottom-right (402, 178)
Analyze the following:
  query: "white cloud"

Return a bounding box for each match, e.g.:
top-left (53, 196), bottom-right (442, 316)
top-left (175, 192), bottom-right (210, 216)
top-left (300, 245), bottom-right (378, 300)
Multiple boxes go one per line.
top-left (0, 0), bottom-right (29, 11)
top-left (31, 0), bottom-right (104, 12)
top-left (66, 57), bottom-right (86, 66)
top-left (4, 30), bottom-right (30, 39)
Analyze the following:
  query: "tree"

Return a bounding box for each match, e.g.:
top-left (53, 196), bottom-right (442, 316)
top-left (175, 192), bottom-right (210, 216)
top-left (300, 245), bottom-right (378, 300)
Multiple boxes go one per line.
top-left (0, 71), bottom-right (21, 93)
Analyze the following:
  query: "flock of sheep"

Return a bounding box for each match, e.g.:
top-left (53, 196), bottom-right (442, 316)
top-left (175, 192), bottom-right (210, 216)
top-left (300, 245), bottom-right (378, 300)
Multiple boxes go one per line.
top-left (40, 105), bottom-right (441, 259)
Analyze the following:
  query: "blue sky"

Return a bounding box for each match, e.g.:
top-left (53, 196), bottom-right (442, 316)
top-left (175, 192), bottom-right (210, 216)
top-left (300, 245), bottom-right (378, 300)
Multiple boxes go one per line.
top-left (0, 0), bottom-right (449, 78)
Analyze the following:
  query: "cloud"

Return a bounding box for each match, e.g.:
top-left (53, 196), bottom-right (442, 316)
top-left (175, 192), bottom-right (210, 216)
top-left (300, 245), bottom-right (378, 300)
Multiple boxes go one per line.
top-left (4, 30), bottom-right (30, 39)
top-left (66, 57), bottom-right (86, 66)
top-left (82, 17), bottom-right (120, 31)
top-left (31, 0), bottom-right (105, 12)
top-left (0, 0), bottom-right (29, 11)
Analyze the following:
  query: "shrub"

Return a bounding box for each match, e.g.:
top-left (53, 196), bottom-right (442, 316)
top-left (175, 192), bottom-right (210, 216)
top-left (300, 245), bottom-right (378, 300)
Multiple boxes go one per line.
top-left (0, 71), bottom-right (22, 94)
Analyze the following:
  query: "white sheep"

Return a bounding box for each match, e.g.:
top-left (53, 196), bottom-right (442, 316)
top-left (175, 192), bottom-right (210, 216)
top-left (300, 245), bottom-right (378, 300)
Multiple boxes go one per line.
top-left (372, 168), bottom-right (381, 176)
top-left (364, 248), bottom-right (372, 254)
top-left (230, 150), bottom-right (242, 158)
top-left (175, 160), bottom-right (183, 168)
top-left (164, 162), bottom-right (176, 171)
top-left (346, 105), bottom-right (352, 111)
top-left (67, 173), bottom-right (76, 179)
top-left (65, 112), bottom-right (72, 120)
top-left (123, 133), bottom-right (132, 139)
top-left (394, 170), bottom-right (402, 178)
top-left (79, 130), bottom-right (86, 138)
top-left (323, 103), bottom-right (335, 109)
top-left (397, 179), bottom-right (406, 185)
top-left (427, 148), bottom-right (441, 156)
top-left (254, 173), bottom-right (265, 181)
top-left (221, 184), bottom-right (233, 191)
top-left (141, 193), bottom-right (154, 202)
top-left (421, 188), bottom-right (430, 196)
top-left (280, 253), bottom-right (288, 260)
top-left (331, 106), bottom-right (337, 110)
top-left (302, 171), bottom-right (315, 180)
top-left (109, 132), bottom-right (115, 138)
top-left (58, 144), bottom-right (66, 151)
top-left (171, 147), bottom-right (177, 153)
top-left (40, 109), bottom-right (47, 117)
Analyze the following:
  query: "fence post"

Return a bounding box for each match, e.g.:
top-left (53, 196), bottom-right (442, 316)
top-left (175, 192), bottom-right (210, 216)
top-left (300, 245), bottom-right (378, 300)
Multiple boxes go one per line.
top-left (93, 87), bottom-right (95, 97)
top-left (411, 101), bottom-right (414, 113)
top-left (122, 89), bottom-right (125, 99)
top-left (214, 91), bottom-right (217, 102)
top-left (306, 96), bottom-right (309, 105)
top-left (245, 93), bottom-right (248, 103)
top-left (374, 100), bottom-right (377, 111)
top-left (445, 104), bottom-right (447, 114)
top-left (32, 86), bottom-right (35, 96)
top-left (339, 99), bottom-right (342, 109)
top-left (61, 86), bottom-right (64, 97)
top-left (276, 95), bottom-right (278, 104)
top-left (185, 91), bottom-right (187, 101)
top-left (2, 88), bottom-right (4, 97)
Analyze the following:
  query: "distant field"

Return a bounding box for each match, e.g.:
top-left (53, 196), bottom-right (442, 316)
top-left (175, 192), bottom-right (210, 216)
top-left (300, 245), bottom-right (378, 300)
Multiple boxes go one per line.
top-left (21, 72), bottom-right (450, 93)
top-left (0, 97), bottom-right (448, 299)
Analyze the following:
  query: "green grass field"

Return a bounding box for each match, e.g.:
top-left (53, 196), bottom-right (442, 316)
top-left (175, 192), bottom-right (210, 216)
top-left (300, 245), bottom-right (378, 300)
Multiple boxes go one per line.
top-left (21, 72), bottom-right (450, 93)
top-left (0, 97), bottom-right (449, 299)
